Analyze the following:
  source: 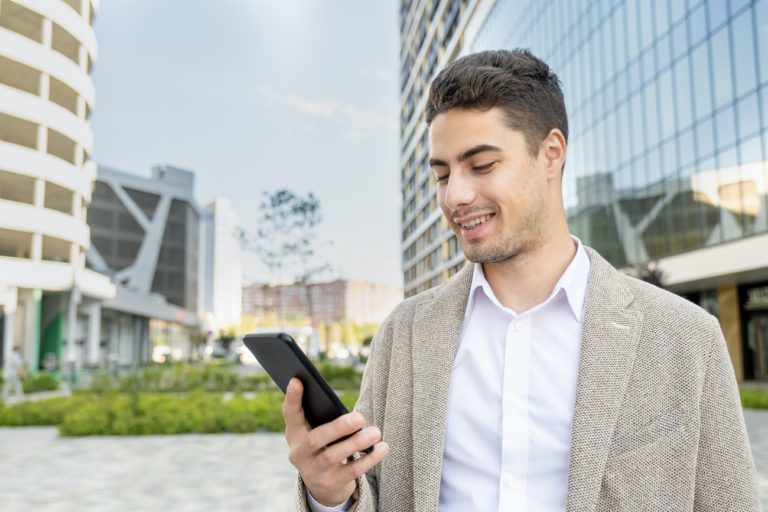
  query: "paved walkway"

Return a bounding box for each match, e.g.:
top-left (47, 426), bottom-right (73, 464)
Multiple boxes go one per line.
top-left (745, 408), bottom-right (768, 508)
top-left (1, 409), bottom-right (768, 511)
top-left (0, 429), bottom-right (296, 512)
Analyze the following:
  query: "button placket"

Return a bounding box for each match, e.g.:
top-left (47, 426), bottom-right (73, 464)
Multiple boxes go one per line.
top-left (499, 316), bottom-right (531, 510)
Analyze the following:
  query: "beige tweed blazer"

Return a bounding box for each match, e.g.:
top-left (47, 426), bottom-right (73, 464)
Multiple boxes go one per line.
top-left (297, 247), bottom-right (761, 511)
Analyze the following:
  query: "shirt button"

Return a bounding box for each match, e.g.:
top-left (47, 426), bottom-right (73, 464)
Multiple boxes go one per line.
top-left (506, 395), bottom-right (518, 407)
top-left (514, 322), bottom-right (523, 332)
top-left (505, 477), bottom-right (518, 489)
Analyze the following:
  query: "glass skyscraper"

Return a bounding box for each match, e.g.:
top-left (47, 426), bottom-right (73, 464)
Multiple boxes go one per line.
top-left (400, 0), bottom-right (768, 381)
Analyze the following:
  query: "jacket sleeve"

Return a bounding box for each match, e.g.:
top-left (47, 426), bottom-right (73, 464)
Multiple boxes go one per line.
top-left (693, 316), bottom-right (762, 511)
top-left (296, 474), bottom-right (374, 512)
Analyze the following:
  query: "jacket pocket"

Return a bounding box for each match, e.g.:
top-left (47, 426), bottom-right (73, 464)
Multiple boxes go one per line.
top-left (609, 404), bottom-right (693, 457)
top-left (598, 417), bottom-right (698, 512)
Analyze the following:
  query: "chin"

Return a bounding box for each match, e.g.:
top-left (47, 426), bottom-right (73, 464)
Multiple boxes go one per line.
top-left (462, 242), bottom-right (523, 264)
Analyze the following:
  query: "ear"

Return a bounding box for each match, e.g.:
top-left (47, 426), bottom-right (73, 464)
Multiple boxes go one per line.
top-left (541, 129), bottom-right (566, 181)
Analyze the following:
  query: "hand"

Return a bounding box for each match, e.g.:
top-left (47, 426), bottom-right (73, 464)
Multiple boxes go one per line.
top-left (282, 378), bottom-right (389, 506)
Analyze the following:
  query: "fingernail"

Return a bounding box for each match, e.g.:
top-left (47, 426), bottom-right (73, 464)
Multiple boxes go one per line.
top-left (380, 442), bottom-right (390, 454)
top-left (287, 379), bottom-right (295, 392)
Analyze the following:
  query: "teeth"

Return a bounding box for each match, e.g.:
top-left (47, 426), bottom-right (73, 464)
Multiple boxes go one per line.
top-left (460, 215), bottom-right (490, 229)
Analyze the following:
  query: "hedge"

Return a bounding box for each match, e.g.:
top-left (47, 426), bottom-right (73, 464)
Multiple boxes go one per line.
top-left (0, 389), bottom-right (360, 436)
top-left (22, 372), bottom-right (60, 394)
top-left (85, 363), bottom-right (362, 394)
top-left (87, 365), bottom-right (274, 394)
top-left (0, 395), bottom-right (86, 426)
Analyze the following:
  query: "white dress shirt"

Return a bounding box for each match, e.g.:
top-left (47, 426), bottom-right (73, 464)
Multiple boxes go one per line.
top-left (308, 238), bottom-right (590, 511)
top-left (439, 238), bottom-right (590, 511)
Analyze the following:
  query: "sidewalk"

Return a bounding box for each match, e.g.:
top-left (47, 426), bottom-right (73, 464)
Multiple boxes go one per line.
top-left (1, 410), bottom-right (768, 511)
top-left (0, 428), bottom-right (296, 512)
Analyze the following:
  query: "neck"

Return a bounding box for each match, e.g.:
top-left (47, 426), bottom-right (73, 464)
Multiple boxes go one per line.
top-left (482, 225), bottom-right (576, 314)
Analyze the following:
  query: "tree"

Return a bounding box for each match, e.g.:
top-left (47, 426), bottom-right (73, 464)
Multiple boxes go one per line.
top-left (249, 189), bottom-right (332, 345)
top-left (625, 261), bottom-right (665, 288)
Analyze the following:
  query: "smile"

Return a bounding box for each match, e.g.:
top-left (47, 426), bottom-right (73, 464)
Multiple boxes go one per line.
top-left (458, 214), bottom-right (493, 230)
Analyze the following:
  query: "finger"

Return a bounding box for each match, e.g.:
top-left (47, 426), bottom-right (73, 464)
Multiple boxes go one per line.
top-left (340, 442), bottom-right (390, 481)
top-left (283, 378), bottom-right (310, 439)
top-left (303, 411), bottom-right (365, 455)
top-left (322, 426), bottom-right (381, 463)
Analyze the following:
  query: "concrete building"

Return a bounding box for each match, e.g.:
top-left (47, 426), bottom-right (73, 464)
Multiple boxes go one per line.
top-left (0, 0), bottom-right (115, 375)
top-left (242, 279), bottom-right (403, 325)
top-left (399, 0), bottom-right (487, 297)
top-left (86, 164), bottom-right (201, 365)
top-left (201, 198), bottom-right (243, 334)
top-left (400, 0), bottom-right (768, 381)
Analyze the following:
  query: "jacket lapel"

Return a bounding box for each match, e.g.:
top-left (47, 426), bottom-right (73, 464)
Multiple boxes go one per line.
top-left (411, 263), bottom-right (473, 512)
top-left (566, 248), bottom-right (643, 512)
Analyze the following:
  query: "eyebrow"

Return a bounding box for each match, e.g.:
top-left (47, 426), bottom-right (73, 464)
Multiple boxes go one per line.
top-left (429, 144), bottom-right (503, 167)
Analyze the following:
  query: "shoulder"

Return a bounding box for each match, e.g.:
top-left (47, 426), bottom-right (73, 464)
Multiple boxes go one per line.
top-left (620, 273), bottom-right (716, 334)
top-left (611, 270), bottom-right (721, 377)
top-left (585, 246), bottom-right (720, 364)
top-left (586, 246), bottom-right (716, 335)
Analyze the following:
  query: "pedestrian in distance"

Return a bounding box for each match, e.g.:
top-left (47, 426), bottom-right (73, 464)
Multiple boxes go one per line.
top-left (2, 345), bottom-right (27, 403)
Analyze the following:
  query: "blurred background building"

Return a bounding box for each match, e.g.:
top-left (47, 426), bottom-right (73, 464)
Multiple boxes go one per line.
top-left (86, 164), bottom-right (201, 365)
top-left (242, 279), bottom-right (403, 325)
top-left (0, 0), bottom-right (115, 375)
top-left (400, 0), bottom-right (768, 381)
top-left (201, 197), bottom-right (243, 334)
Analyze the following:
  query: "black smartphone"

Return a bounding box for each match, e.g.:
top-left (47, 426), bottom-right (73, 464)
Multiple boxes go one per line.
top-left (242, 332), bottom-right (373, 454)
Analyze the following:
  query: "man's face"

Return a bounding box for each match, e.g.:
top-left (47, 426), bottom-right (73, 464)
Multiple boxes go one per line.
top-left (428, 107), bottom-right (549, 264)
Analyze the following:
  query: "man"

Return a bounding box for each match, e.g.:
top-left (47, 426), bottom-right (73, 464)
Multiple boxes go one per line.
top-left (283, 49), bottom-right (760, 511)
top-left (2, 345), bottom-right (27, 402)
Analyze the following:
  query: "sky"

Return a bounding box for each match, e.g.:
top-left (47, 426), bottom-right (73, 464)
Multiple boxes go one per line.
top-left (91, 1), bottom-right (403, 287)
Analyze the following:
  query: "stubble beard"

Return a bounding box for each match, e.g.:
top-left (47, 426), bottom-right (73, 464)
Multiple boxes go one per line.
top-left (459, 182), bottom-right (547, 265)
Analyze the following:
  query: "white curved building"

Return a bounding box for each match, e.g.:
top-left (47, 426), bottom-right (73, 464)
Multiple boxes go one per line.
top-left (0, 0), bottom-right (114, 375)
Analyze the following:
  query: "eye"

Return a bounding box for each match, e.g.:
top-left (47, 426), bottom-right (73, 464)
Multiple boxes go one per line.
top-left (434, 173), bottom-right (449, 182)
top-left (472, 162), bottom-right (496, 172)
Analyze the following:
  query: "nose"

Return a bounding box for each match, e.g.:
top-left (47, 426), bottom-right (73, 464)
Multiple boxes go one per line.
top-left (442, 170), bottom-right (476, 211)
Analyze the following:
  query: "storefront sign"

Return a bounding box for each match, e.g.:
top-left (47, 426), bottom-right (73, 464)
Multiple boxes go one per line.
top-left (746, 286), bottom-right (768, 311)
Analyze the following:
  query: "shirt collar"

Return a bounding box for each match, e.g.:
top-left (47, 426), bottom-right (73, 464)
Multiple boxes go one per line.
top-left (465, 236), bottom-right (591, 322)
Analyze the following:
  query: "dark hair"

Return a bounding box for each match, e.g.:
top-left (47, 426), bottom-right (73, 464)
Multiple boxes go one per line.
top-left (425, 49), bottom-right (568, 157)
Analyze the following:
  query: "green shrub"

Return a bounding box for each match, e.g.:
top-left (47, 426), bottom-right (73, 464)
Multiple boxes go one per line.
top-left (741, 387), bottom-right (768, 409)
top-left (0, 395), bottom-right (85, 426)
top-left (338, 390), bottom-right (359, 411)
top-left (22, 372), bottom-right (60, 393)
top-left (1, 385), bottom-right (361, 436)
top-left (235, 372), bottom-right (274, 392)
top-left (103, 364), bottom-right (271, 393)
top-left (318, 362), bottom-right (363, 390)
top-left (59, 390), bottom-right (305, 436)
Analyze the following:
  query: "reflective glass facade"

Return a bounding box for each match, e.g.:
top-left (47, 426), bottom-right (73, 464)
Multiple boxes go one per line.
top-left (471, 0), bottom-right (768, 266)
top-left (399, 0), bottom-right (768, 379)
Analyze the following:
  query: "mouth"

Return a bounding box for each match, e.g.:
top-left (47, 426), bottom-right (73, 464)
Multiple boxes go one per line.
top-left (454, 213), bottom-right (495, 236)
top-left (455, 213), bottom-right (494, 231)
